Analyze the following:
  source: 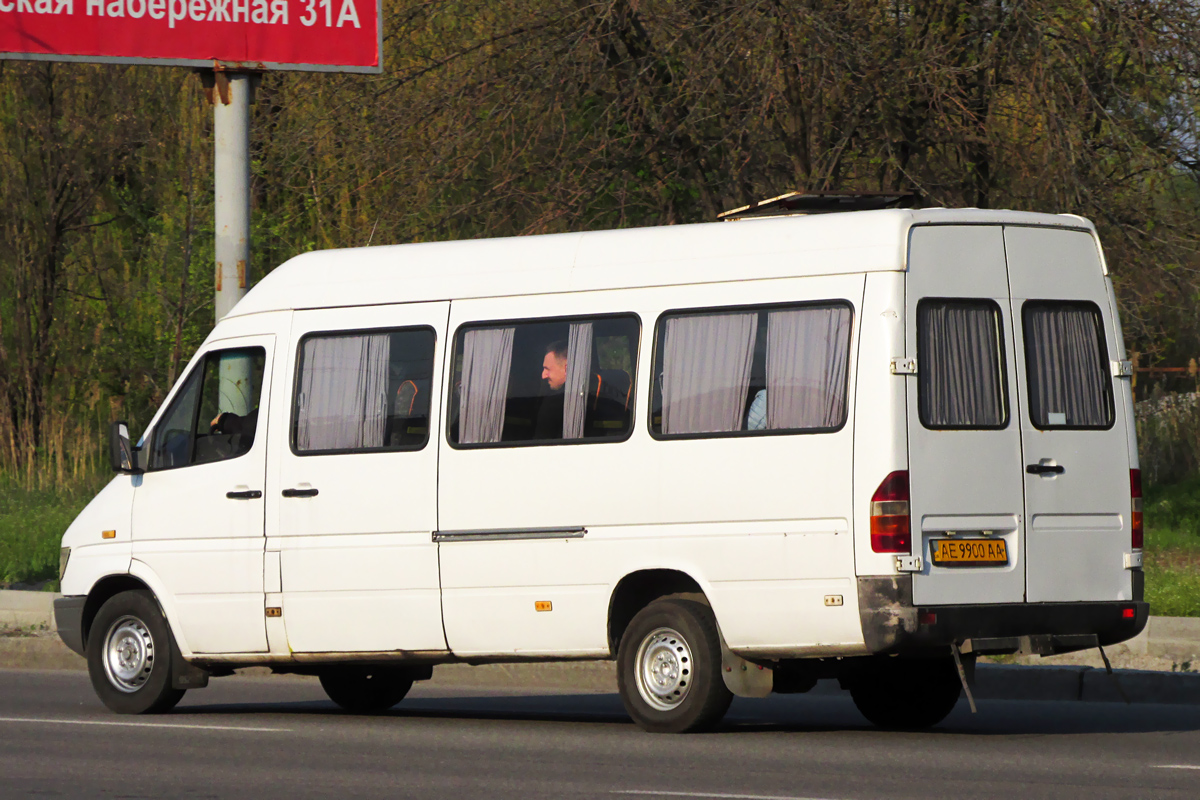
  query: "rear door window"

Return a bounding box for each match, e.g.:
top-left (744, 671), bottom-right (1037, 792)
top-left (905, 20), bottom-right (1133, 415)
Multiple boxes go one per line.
top-left (917, 299), bottom-right (1008, 429)
top-left (1022, 301), bottom-right (1114, 429)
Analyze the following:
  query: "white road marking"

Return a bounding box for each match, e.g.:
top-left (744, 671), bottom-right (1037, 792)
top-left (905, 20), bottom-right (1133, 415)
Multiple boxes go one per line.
top-left (611, 791), bottom-right (837, 800)
top-left (1153, 765), bottom-right (1200, 770)
top-left (0, 716), bottom-right (288, 733)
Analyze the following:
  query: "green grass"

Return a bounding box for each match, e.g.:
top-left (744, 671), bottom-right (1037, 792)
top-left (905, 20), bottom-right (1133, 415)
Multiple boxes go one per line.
top-left (1144, 476), bottom-right (1200, 617)
top-left (1144, 552), bottom-right (1200, 618)
top-left (0, 476), bottom-right (109, 589)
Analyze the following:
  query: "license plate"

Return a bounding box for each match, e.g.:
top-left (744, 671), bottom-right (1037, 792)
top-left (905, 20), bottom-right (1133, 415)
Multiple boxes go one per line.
top-left (930, 538), bottom-right (1008, 566)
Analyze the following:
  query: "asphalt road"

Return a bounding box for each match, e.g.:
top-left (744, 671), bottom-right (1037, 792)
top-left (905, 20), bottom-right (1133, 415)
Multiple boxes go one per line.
top-left (1, 669), bottom-right (1199, 800)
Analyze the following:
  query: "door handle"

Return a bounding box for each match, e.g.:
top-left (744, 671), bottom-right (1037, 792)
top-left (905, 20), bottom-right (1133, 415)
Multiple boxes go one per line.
top-left (1026, 464), bottom-right (1065, 475)
top-left (281, 487), bottom-right (319, 498)
top-left (226, 490), bottom-right (263, 499)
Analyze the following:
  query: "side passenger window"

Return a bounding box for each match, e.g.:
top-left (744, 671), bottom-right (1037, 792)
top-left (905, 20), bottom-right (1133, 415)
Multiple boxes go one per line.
top-left (150, 347), bottom-right (266, 470)
top-left (1022, 301), bottom-right (1113, 429)
top-left (292, 328), bottom-right (436, 454)
top-left (918, 299), bottom-right (1008, 429)
top-left (650, 303), bottom-right (852, 437)
top-left (448, 315), bottom-right (639, 446)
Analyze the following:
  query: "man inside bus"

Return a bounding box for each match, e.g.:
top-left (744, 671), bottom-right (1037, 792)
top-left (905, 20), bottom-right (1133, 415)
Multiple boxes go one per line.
top-left (534, 339), bottom-right (568, 440)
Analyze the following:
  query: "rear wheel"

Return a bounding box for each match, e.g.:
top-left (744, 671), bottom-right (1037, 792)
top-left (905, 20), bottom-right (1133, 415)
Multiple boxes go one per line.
top-left (617, 599), bottom-right (732, 733)
top-left (848, 655), bottom-right (961, 729)
top-left (87, 590), bottom-right (186, 715)
top-left (319, 666), bottom-right (414, 714)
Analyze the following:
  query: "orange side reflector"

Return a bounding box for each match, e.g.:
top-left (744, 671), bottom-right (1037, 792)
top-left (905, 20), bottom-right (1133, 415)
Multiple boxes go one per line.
top-left (534, 601), bottom-right (552, 612)
top-left (101, 530), bottom-right (116, 539)
top-left (265, 607), bottom-right (282, 618)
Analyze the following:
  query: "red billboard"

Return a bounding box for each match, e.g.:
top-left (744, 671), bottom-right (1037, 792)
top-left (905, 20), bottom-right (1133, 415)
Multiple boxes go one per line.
top-left (0, 0), bottom-right (381, 72)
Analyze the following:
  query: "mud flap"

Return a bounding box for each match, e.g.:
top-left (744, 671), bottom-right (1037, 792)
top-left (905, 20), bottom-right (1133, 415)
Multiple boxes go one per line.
top-left (719, 636), bottom-right (773, 698)
top-left (172, 656), bottom-right (210, 689)
top-left (167, 626), bottom-right (210, 690)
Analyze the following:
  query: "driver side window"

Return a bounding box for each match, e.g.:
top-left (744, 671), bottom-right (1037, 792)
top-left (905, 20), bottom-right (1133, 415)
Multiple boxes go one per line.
top-left (149, 347), bottom-right (266, 470)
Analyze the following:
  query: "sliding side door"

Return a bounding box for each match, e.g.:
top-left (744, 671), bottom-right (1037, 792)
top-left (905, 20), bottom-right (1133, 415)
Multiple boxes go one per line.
top-left (437, 297), bottom-right (643, 657)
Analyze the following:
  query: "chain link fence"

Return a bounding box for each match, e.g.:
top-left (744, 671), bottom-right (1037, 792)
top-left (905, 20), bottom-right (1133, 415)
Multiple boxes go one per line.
top-left (1137, 392), bottom-right (1200, 486)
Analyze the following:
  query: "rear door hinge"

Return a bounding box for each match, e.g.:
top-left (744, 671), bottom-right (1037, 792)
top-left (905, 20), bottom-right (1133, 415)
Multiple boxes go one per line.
top-left (895, 555), bottom-right (923, 572)
top-left (890, 357), bottom-right (918, 375)
top-left (1111, 360), bottom-right (1134, 378)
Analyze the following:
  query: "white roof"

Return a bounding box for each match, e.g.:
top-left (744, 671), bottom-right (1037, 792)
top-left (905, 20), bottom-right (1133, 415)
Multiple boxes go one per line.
top-left (228, 208), bottom-right (1097, 318)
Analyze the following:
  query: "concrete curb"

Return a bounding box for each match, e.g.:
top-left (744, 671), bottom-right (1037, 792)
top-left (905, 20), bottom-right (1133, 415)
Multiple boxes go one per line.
top-left (1122, 615), bottom-right (1200, 662)
top-left (3, 589), bottom-right (1198, 704)
top-left (972, 664), bottom-right (1200, 705)
top-left (0, 590), bottom-right (57, 630)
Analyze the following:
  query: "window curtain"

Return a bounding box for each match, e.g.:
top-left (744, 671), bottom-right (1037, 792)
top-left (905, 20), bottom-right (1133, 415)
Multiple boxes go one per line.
top-left (918, 302), bottom-right (1005, 427)
top-left (1024, 305), bottom-right (1111, 427)
top-left (765, 306), bottom-right (851, 430)
top-left (460, 327), bottom-right (515, 444)
top-left (661, 313), bottom-right (757, 434)
top-left (564, 322), bottom-right (594, 439)
top-left (297, 334), bottom-right (391, 451)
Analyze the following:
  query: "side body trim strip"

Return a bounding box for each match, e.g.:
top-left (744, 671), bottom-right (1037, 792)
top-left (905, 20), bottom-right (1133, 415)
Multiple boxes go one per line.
top-left (432, 527), bottom-right (587, 543)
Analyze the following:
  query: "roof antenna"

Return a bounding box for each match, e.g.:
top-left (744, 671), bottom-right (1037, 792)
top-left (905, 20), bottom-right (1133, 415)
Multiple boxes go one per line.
top-left (366, 218), bottom-right (379, 247)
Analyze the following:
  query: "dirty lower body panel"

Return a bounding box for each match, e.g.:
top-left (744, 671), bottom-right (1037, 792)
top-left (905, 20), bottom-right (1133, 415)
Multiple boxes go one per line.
top-left (857, 576), bottom-right (1149, 657)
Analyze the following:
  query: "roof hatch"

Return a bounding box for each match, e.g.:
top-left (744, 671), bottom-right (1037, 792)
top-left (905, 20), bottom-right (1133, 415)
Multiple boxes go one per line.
top-left (718, 190), bottom-right (918, 221)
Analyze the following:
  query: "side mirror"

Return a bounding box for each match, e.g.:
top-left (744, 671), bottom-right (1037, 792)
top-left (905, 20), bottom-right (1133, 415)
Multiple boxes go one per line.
top-left (109, 420), bottom-right (143, 474)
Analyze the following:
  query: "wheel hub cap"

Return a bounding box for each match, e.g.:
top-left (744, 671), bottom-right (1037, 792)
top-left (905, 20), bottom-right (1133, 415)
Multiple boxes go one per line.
top-left (634, 627), bottom-right (692, 711)
top-left (102, 616), bottom-right (155, 693)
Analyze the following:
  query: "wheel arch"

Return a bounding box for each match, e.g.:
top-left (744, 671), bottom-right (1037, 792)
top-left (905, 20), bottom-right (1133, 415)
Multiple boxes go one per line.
top-left (126, 558), bottom-right (192, 656)
top-left (606, 568), bottom-right (710, 656)
top-left (82, 574), bottom-right (153, 652)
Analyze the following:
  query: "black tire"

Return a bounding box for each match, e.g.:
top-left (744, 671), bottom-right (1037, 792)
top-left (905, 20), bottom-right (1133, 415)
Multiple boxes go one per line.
top-left (319, 666), bottom-right (414, 714)
top-left (617, 599), bottom-right (733, 733)
top-left (87, 590), bottom-right (186, 715)
top-left (848, 656), bottom-right (962, 729)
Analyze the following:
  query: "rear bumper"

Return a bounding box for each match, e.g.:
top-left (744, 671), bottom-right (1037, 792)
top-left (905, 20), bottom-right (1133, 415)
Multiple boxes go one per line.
top-left (54, 596), bottom-right (87, 657)
top-left (857, 576), bottom-right (1149, 656)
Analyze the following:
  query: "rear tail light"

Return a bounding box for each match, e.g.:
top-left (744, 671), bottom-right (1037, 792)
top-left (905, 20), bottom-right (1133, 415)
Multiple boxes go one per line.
top-left (1130, 469), bottom-right (1143, 550)
top-left (871, 470), bottom-right (911, 553)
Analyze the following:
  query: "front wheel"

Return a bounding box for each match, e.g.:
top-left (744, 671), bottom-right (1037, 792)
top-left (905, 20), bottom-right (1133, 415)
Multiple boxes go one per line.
top-left (87, 590), bottom-right (186, 715)
top-left (848, 655), bottom-right (962, 729)
top-left (617, 599), bottom-right (732, 733)
top-left (319, 666), bottom-right (414, 714)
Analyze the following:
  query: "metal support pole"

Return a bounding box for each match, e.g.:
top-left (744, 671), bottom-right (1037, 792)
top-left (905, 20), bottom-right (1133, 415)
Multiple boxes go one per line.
top-left (205, 69), bottom-right (258, 415)
top-left (213, 71), bottom-right (253, 323)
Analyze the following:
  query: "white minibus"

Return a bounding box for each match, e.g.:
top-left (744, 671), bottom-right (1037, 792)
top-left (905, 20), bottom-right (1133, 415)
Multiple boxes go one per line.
top-left (55, 207), bottom-right (1147, 732)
